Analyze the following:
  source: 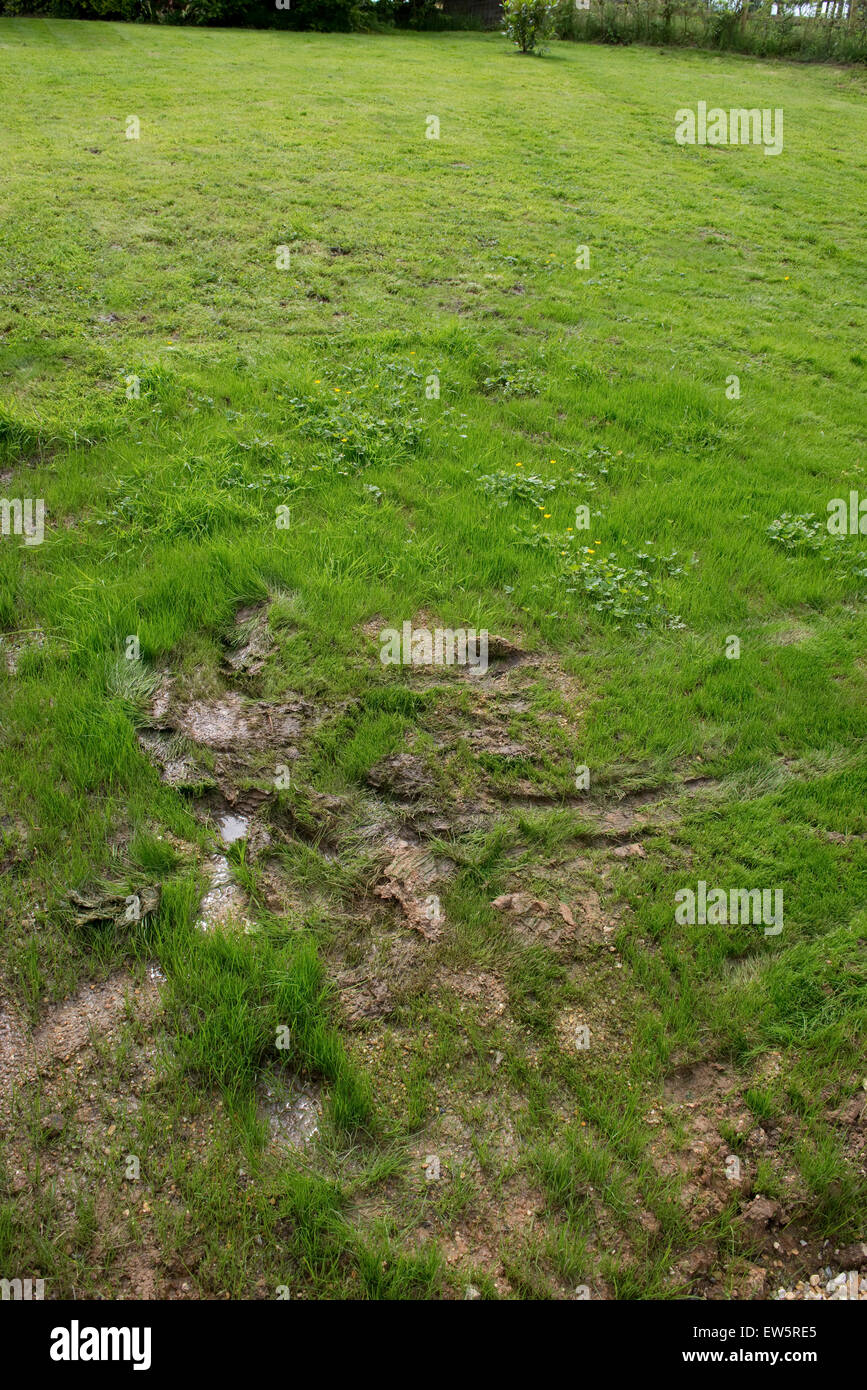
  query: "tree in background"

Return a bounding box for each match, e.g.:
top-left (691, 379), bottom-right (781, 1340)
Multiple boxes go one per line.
top-left (502, 0), bottom-right (554, 50)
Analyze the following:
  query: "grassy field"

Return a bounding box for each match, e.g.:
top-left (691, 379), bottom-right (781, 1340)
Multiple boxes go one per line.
top-left (0, 19), bottom-right (866, 1301)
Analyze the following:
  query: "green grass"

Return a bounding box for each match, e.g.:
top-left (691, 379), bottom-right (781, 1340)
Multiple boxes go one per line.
top-left (0, 20), bottom-right (865, 1301)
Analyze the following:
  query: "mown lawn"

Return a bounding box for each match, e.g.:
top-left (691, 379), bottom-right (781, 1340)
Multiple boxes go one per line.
top-left (0, 20), bottom-right (865, 1300)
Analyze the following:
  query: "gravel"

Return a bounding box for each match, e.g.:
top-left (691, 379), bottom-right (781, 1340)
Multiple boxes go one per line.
top-left (774, 1268), bottom-right (867, 1300)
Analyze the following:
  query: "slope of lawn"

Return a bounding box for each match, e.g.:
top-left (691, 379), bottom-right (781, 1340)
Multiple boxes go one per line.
top-left (0, 20), bottom-right (865, 1300)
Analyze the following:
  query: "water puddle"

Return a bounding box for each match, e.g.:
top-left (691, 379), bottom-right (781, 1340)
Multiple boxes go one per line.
top-left (261, 1082), bottom-right (322, 1151)
top-left (219, 813), bottom-right (249, 845)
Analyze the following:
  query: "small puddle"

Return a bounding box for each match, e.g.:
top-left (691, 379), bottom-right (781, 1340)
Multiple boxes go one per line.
top-left (219, 814), bottom-right (249, 846)
top-left (262, 1084), bottom-right (322, 1151)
